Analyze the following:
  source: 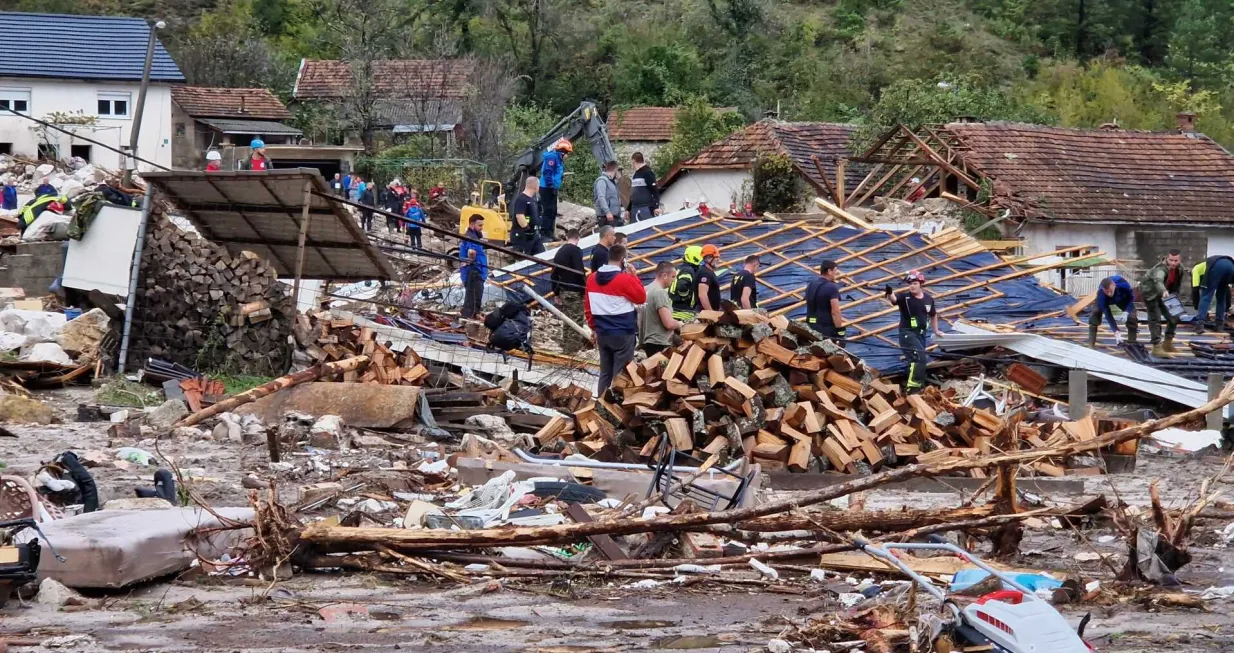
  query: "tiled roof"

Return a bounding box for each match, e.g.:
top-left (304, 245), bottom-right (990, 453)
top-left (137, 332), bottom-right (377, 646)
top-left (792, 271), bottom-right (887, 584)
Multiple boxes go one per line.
top-left (196, 118), bottom-right (302, 136)
top-left (172, 87), bottom-right (292, 120)
top-left (608, 107), bottom-right (680, 142)
top-left (0, 12), bottom-right (183, 83)
top-left (294, 59), bottom-right (477, 100)
top-left (662, 120), bottom-right (862, 192)
top-left (945, 122), bottom-right (1234, 224)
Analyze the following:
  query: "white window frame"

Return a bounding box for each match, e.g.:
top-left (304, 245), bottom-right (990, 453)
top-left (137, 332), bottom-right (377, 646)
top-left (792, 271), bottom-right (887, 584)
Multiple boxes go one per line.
top-left (97, 92), bottom-right (132, 119)
top-left (0, 88), bottom-right (31, 115)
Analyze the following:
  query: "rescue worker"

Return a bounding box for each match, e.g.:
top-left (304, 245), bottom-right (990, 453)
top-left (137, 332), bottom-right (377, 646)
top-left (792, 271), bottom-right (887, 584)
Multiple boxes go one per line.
top-left (551, 228), bottom-right (588, 355)
top-left (729, 255), bottom-right (760, 309)
top-left (1137, 250), bottom-right (1182, 356)
top-left (539, 139), bottom-right (571, 240)
top-left (459, 215), bottom-right (488, 320)
top-left (511, 175), bottom-right (544, 255)
top-left (670, 245), bottom-right (703, 322)
top-left (1088, 275), bottom-right (1138, 346)
top-left (806, 259), bottom-right (845, 343)
top-left (695, 244), bottom-right (722, 312)
top-left (205, 150), bottom-right (222, 172)
top-left (1196, 255), bottom-right (1234, 334)
top-left (246, 139), bottom-right (269, 171)
top-left (18, 194), bottom-right (68, 235)
top-left (1192, 259), bottom-right (1207, 309)
top-left (628, 152), bottom-right (660, 222)
top-left (884, 270), bottom-right (941, 393)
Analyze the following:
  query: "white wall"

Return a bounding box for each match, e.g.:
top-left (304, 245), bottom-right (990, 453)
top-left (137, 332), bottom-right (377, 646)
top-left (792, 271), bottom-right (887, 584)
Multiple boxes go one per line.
top-left (660, 169), bottom-right (751, 212)
top-left (1209, 233), bottom-right (1234, 258)
top-left (0, 77), bottom-right (173, 172)
top-left (1021, 222), bottom-right (1120, 259)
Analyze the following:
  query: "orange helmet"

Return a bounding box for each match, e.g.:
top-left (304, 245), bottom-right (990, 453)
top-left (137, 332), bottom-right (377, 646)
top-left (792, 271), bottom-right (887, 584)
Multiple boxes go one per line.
top-left (701, 244), bottom-right (720, 259)
top-left (552, 138), bottom-right (574, 153)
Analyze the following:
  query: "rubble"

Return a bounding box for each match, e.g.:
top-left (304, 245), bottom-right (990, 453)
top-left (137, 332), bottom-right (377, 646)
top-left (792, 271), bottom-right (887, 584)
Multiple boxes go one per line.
top-left (0, 394), bottom-right (54, 424)
top-left (55, 308), bottom-right (112, 364)
top-left (144, 399), bottom-right (188, 430)
top-left (35, 578), bottom-right (84, 607)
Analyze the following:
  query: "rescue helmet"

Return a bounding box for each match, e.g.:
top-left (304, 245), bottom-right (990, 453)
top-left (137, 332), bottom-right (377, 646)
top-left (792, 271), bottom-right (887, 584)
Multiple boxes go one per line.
top-left (48, 201), bottom-right (65, 213)
top-left (205, 150), bottom-right (222, 162)
top-left (904, 270), bottom-right (926, 285)
top-left (552, 138), bottom-right (574, 153)
top-left (250, 138), bottom-right (266, 150)
top-left (701, 244), bottom-right (720, 260)
top-left (683, 245), bottom-right (704, 266)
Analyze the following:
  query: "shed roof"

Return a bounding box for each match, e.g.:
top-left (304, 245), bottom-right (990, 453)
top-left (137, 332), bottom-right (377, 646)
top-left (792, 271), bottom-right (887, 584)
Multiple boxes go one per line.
top-left (660, 121), bottom-right (863, 194)
top-left (944, 121), bottom-right (1234, 225)
top-left (0, 12), bottom-right (183, 83)
top-left (293, 59), bottom-right (476, 100)
top-left (171, 86), bottom-right (292, 121)
top-left (141, 169), bottom-right (396, 281)
top-left (196, 118), bottom-right (302, 137)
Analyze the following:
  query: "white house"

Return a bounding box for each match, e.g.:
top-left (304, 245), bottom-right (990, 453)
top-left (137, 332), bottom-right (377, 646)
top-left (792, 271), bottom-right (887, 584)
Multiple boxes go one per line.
top-left (0, 12), bottom-right (184, 172)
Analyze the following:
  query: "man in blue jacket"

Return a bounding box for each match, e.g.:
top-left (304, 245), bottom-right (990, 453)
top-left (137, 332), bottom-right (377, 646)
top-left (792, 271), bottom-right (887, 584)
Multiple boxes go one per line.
top-left (538, 139), bottom-right (572, 241)
top-left (459, 215), bottom-right (488, 320)
top-left (1088, 275), bottom-right (1138, 347)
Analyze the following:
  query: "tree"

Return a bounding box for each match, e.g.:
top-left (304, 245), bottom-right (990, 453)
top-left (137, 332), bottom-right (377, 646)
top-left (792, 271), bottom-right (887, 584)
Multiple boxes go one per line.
top-left (752, 152), bottom-right (804, 213)
top-left (1166, 0), bottom-right (1233, 88)
top-left (653, 98), bottom-right (746, 176)
top-left (487, 0), bottom-right (562, 99)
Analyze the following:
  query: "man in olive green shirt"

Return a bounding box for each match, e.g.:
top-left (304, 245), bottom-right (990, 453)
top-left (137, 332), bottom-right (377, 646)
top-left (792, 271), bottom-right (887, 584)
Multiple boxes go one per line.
top-left (639, 262), bottom-right (682, 356)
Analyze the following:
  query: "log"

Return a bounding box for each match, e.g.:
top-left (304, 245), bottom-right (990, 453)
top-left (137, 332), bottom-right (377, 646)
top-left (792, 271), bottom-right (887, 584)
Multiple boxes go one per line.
top-left (298, 377), bottom-right (1234, 549)
top-left (176, 355), bottom-right (370, 427)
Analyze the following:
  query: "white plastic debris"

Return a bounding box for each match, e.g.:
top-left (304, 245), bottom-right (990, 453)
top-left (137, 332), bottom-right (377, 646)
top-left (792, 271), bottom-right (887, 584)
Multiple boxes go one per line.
top-left (446, 470), bottom-right (516, 511)
top-left (838, 592), bottom-right (867, 608)
top-left (1150, 427), bottom-right (1222, 453)
top-left (641, 506), bottom-right (671, 520)
top-left (1074, 551), bottom-right (1102, 562)
top-left (810, 569), bottom-right (828, 582)
top-left (1219, 523), bottom-right (1234, 547)
top-left (1097, 535), bottom-right (1116, 544)
top-left (109, 410), bottom-right (130, 423)
top-left (672, 564), bottom-right (722, 575)
top-left (1201, 586), bottom-right (1234, 600)
top-left (23, 342), bottom-right (73, 365)
top-left (464, 564), bottom-right (491, 573)
top-left (416, 459), bottom-right (449, 475)
top-left (1085, 580), bottom-right (1101, 593)
top-left (749, 558), bottom-right (779, 581)
top-left (115, 447), bottom-right (155, 466)
top-left (626, 579), bottom-right (663, 589)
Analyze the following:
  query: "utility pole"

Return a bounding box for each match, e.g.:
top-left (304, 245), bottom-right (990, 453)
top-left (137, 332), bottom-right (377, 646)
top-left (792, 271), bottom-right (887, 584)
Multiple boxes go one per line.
top-left (123, 19), bottom-right (165, 186)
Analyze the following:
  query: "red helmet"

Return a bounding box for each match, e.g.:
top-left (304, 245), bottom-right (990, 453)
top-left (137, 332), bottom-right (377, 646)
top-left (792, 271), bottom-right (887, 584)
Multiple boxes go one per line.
top-left (904, 270), bottom-right (926, 284)
top-left (552, 138), bottom-right (573, 153)
top-left (48, 201), bottom-right (65, 213)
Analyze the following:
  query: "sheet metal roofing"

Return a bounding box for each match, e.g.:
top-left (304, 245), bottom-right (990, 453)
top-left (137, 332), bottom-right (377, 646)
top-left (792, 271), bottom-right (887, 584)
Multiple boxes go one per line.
top-left (196, 118), bottom-right (303, 136)
top-left (0, 12), bottom-right (184, 83)
top-left (141, 169), bottom-right (395, 281)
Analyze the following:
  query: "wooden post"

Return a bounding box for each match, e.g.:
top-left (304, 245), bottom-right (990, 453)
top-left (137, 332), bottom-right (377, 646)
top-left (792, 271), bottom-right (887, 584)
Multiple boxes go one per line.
top-left (1208, 372), bottom-right (1225, 431)
top-left (836, 159), bottom-right (847, 208)
top-left (292, 180), bottom-right (312, 306)
top-left (1068, 369), bottom-right (1087, 420)
top-left (266, 428), bottom-right (281, 463)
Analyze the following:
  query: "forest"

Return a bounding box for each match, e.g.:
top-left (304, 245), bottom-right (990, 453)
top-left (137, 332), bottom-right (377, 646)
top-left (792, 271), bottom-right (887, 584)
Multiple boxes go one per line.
top-left (3, 0), bottom-right (1233, 190)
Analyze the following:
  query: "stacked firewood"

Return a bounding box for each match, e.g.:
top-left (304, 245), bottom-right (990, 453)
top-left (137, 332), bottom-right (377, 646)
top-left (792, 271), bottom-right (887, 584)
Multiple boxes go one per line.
top-left (292, 312), bottom-right (428, 385)
top-left (128, 217), bottom-right (292, 376)
top-left (536, 309), bottom-right (1106, 476)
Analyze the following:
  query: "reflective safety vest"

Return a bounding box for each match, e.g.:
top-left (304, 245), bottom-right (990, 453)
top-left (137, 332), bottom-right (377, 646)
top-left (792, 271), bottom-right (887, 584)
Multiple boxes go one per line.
top-left (669, 262), bottom-right (698, 320)
top-left (19, 194), bottom-right (64, 231)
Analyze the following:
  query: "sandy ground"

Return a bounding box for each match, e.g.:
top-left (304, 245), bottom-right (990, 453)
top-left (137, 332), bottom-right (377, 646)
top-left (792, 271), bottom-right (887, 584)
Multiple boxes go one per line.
top-left (1, 389), bottom-right (1233, 651)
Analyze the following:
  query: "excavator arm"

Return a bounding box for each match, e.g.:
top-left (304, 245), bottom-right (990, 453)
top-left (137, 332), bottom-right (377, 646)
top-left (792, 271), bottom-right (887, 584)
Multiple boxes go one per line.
top-left (504, 101), bottom-right (616, 198)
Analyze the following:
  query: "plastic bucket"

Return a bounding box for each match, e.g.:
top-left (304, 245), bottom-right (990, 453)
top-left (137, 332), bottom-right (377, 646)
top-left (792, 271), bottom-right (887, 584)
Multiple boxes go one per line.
top-left (64, 308), bottom-right (82, 321)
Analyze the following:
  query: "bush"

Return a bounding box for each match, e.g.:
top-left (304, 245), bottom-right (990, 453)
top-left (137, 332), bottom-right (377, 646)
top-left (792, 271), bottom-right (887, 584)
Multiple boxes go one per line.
top-left (752, 153), bottom-right (805, 213)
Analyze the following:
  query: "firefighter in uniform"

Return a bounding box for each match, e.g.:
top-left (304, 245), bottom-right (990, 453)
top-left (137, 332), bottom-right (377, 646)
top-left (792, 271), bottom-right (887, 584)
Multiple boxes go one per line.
top-left (669, 245), bottom-right (703, 322)
top-left (884, 270), bottom-right (942, 393)
top-left (18, 194), bottom-right (69, 235)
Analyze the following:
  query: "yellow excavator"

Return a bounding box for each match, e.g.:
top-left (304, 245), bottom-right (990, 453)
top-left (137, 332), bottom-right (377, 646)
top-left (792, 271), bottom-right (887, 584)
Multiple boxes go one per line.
top-left (459, 101), bottom-right (616, 244)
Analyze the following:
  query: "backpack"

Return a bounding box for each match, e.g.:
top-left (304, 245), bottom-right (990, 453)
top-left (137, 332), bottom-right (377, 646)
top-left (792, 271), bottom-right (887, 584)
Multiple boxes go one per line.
top-left (669, 263), bottom-right (698, 310)
top-left (486, 301), bottom-right (532, 351)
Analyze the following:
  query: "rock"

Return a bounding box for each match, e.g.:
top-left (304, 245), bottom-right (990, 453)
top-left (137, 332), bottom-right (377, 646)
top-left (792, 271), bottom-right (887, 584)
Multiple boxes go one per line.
top-left (0, 332), bottom-right (23, 352)
top-left (171, 426), bottom-right (206, 439)
top-left (145, 399), bottom-right (188, 430)
top-left (109, 409), bottom-right (130, 423)
top-left (0, 394), bottom-right (54, 424)
top-left (56, 308), bottom-right (110, 364)
top-left (59, 179), bottom-right (85, 199)
top-left (22, 342), bottom-right (72, 365)
top-left (241, 475), bottom-right (265, 490)
top-left (309, 414), bottom-right (344, 449)
top-left (351, 434), bottom-right (396, 448)
top-left (218, 412), bottom-right (263, 444)
top-left (368, 605), bottom-right (405, 621)
top-left (36, 578), bottom-right (84, 607)
top-left (102, 497), bottom-right (173, 511)
top-left (555, 200), bottom-right (597, 235)
top-left (35, 163), bottom-right (54, 177)
top-left (73, 164), bottom-right (97, 181)
top-left (212, 421), bottom-right (237, 442)
top-left (464, 414), bottom-right (518, 444)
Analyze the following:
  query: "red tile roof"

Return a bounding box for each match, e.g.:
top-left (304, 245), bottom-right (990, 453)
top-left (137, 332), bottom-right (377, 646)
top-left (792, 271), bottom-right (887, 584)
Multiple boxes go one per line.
top-left (171, 86), bottom-right (292, 120)
top-left (294, 59), bottom-right (477, 100)
top-left (945, 122), bottom-right (1234, 225)
top-left (661, 120), bottom-right (861, 192)
top-left (608, 107), bottom-right (680, 142)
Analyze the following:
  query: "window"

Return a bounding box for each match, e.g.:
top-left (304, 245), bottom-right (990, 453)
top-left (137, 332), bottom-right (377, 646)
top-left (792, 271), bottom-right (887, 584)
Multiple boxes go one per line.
top-left (97, 92), bottom-right (130, 118)
top-left (0, 144), bottom-right (11, 155)
top-left (70, 145), bottom-right (91, 162)
top-left (0, 88), bottom-right (30, 114)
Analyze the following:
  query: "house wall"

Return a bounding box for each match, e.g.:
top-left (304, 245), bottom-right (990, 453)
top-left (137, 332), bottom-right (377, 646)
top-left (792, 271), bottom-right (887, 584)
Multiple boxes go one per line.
top-left (0, 77), bottom-right (172, 171)
top-left (171, 101), bottom-right (196, 170)
top-left (614, 141), bottom-right (665, 165)
top-left (660, 169), bottom-right (751, 212)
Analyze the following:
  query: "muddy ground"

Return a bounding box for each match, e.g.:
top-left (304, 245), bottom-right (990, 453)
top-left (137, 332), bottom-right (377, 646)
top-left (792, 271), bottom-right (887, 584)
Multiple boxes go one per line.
top-left (1, 389), bottom-right (1233, 651)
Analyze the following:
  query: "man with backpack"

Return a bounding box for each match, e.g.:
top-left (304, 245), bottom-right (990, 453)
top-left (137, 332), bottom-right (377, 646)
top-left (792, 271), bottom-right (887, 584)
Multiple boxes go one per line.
top-left (670, 245), bottom-right (703, 322)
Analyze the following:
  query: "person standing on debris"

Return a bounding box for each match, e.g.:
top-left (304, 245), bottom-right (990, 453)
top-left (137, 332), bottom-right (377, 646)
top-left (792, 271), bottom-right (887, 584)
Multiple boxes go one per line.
top-left (358, 181), bottom-right (376, 233)
top-left (594, 160), bottom-right (622, 228)
top-left (34, 178), bottom-right (56, 197)
top-left (640, 261), bottom-right (683, 356)
top-left (695, 244), bottom-right (722, 312)
top-left (459, 215), bottom-right (488, 319)
top-left (1195, 255), bottom-right (1234, 334)
top-left (205, 150), bottom-right (222, 172)
top-left (246, 139), bottom-right (269, 171)
top-left (884, 270), bottom-right (941, 393)
top-left (403, 192), bottom-right (425, 249)
top-left (1, 181), bottom-right (16, 211)
top-left (342, 172), bottom-right (353, 200)
top-left (539, 138), bottom-right (571, 240)
top-left (806, 259), bottom-right (845, 343)
top-left (331, 173), bottom-right (344, 195)
top-left (585, 243), bottom-right (647, 395)
top-left (1138, 250), bottom-right (1183, 356)
top-left (1088, 275), bottom-right (1138, 346)
top-left (591, 225), bottom-right (617, 273)
top-left (729, 255), bottom-right (760, 309)
top-left (1192, 259), bottom-right (1207, 308)
top-left (628, 152), bottom-right (661, 222)
top-left (670, 245), bottom-right (703, 322)
top-left (551, 228), bottom-right (588, 355)
top-left (512, 175), bottom-right (545, 256)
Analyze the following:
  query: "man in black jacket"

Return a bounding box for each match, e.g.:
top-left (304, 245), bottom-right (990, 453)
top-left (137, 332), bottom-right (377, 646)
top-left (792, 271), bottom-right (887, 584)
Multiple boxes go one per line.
top-left (628, 152), bottom-right (661, 222)
top-left (551, 228), bottom-right (587, 354)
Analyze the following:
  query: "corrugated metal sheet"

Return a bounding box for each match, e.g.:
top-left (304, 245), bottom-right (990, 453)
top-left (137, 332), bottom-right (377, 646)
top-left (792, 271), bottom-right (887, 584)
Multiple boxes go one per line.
top-left (0, 12), bottom-right (184, 83)
top-left (141, 169), bottom-right (395, 281)
top-left (197, 118), bottom-right (303, 136)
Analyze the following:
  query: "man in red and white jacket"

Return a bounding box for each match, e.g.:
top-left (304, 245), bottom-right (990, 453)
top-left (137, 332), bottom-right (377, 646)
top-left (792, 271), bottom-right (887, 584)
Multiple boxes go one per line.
top-left (584, 243), bottom-right (646, 395)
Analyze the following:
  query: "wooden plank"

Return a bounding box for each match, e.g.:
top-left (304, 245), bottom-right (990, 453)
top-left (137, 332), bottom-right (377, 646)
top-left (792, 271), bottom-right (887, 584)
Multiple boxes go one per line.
top-left (707, 354), bottom-right (726, 385)
top-left (820, 436), bottom-right (853, 469)
top-left (664, 352), bottom-right (685, 381)
top-left (565, 503), bottom-right (628, 561)
top-left (870, 408), bottom-right (902, 434)
top-left (788, 439), bottom-right (811, 473)
top-left (722, 376), bottom-right (757, 400)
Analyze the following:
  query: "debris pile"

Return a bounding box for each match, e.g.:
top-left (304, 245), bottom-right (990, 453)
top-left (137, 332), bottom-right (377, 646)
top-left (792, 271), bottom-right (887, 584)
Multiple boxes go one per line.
top-left (0, 154), bottom-right (106, 201)
top-left (847, 197), bottom-right (968, 232)
top-left (292, 312), bottom-right (428, 385)
top-left (538, 309), bottom-right (1105, 476)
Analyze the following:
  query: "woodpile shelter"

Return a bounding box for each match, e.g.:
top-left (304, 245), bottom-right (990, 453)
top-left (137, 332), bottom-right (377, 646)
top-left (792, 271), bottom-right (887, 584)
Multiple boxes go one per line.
top-left (836, 119), bottom-right (1234, 276)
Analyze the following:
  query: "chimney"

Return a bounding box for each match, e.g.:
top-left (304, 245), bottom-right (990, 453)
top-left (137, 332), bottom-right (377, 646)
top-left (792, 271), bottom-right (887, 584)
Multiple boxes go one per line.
top-left (1177, 111), bottom-right (1197, 133)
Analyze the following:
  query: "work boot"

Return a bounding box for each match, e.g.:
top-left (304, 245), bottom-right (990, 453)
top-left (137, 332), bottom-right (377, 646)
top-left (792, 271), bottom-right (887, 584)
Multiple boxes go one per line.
top-left (1163, 337), bottom-right (1179, 353)
top-left (1152, 343), bottom-right (1170, 358)
top-left (1085, 326), bottom-right (1098, 349)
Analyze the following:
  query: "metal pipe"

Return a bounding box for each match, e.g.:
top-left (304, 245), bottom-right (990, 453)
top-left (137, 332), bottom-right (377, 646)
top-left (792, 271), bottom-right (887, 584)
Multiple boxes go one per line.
top-left (117, 184), bottom-right (155, 374)
top-left (123, 19), bottom-right (163, 186)
top-left (521, 283), bottom-right (591, 339)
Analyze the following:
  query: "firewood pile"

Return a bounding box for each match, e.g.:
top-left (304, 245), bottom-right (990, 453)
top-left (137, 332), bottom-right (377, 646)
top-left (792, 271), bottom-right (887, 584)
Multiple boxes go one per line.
top-left (535, 309), bottom-right (1109, 477)
top-left (292, 312), bottom-right (429, 385)
top-left (127, 216), bottom-right (293, 376)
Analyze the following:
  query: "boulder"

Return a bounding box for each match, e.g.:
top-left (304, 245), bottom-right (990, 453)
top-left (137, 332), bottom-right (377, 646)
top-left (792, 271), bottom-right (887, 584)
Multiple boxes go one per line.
top-left (0, 395), bottom-right (54, 424)
top-left (55, 308), bottom-right (111, 363)
top-left (145, 399), bottom-right (188, 430)
top-left (35, 163), bottom-right (54, 178)
top-left (22, 342), bottom-right (73, 366)
top-left (36, 578), bottom-right (84, 607)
